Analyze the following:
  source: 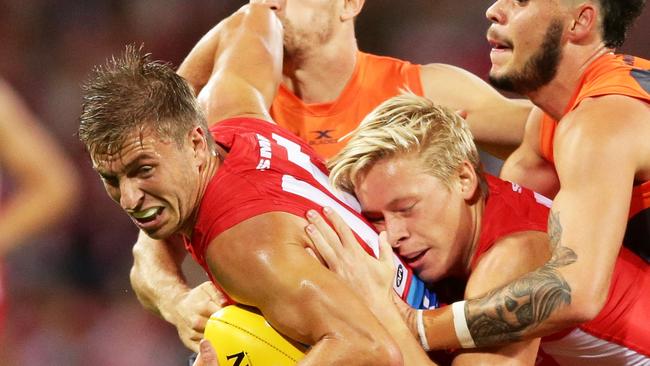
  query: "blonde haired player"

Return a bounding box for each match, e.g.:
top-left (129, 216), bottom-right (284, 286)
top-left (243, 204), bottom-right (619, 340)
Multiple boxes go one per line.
top-left (305, 91), bottom-right (650, 364)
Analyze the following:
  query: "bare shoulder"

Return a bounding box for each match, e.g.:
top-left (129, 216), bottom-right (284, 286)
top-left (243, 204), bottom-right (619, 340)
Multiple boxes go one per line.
top-left (203, 212), bottom-right (314, 301)
top-left (214, 212), bottom-right (308, 248)
top-left (556, 95), bottom-right (650, 180)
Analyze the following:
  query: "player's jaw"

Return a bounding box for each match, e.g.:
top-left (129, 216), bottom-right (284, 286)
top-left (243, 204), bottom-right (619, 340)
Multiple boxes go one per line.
top-left (486, 28), bottom-right (514, 73)
top-left (488, 19), bottom-right (564, 95)
top-left (127, 198), bottom-right (187, 239)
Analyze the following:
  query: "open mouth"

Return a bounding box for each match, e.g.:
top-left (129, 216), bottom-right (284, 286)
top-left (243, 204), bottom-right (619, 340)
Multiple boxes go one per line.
top-left (489, 39), bottom-right (512, 51)
top-left (131, 207), bottom-right (163, 223)
top-left (403, 249), bottom-right (428, 266)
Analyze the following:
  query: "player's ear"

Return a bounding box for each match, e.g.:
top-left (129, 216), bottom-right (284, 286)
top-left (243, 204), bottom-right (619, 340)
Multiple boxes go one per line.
top-left (189, 126), bottom-right (210, 161)
top-left (567, 2), bottom-right (597, 44)
top-left (341, 0), bottom-right (364, 21)
top-left (457, 161), bottom-right (478, 201)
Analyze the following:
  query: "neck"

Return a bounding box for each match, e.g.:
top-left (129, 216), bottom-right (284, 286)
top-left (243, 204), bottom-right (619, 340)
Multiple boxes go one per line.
top-left (179, 145), bottom-right (226, 237)
top-left (461, 193), bottom-right (485, 276)
top-left (282, 35), bottom-right (358, 103)
top-left (528, 44), bottom-right (611, 119)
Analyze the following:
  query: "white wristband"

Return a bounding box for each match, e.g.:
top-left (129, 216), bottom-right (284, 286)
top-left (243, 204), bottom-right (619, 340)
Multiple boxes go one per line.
top-left (416, 309), bottom-right (430, 352)
top-left (452, 301), bottom-right (476, 348)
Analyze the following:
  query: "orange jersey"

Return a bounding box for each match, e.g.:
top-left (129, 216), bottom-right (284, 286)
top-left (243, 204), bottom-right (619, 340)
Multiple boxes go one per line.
top-left (270, 51), bottom-right (423, 159)
top-left (538, 53), bottom-right (650, 260)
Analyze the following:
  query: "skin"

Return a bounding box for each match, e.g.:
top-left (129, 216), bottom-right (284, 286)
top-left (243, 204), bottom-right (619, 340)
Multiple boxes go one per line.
top-left (103, 3), bottom-right (403, 364)
top-left (0, 79), bottom-right (79, 256)
top-left (464, 0), bottom-right (650, 346)
top-left (304, 153), bottom-right (550, 365)
top-left (381, 0), bottom-right (650, 352)
top-left (130, 0), bottom-right (533, 351)
top-left (192, 340), bottom-right (219, 366)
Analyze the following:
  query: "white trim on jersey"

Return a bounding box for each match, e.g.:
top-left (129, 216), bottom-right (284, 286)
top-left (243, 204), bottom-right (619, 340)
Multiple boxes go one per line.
top-left (272, 133), bottom-right (361, 212)
top-left (534, 192), bottom-right (553, 208)
top-left (541, 328), bottom-right (650, 365)
top-left (281, 175), bottom-right (379, 257)
top-left (273, 133), bottom-right (409, 298)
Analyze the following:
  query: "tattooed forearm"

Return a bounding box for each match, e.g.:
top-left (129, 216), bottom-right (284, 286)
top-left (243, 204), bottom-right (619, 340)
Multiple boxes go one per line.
top-left (465, 211), bottom-right (577, 346)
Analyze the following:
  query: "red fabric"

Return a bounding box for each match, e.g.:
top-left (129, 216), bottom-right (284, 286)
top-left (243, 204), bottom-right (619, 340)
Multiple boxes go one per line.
top-left (469, 177), bottom-right (650, 358)
top-left (184, 117), bottom-right (425, 306)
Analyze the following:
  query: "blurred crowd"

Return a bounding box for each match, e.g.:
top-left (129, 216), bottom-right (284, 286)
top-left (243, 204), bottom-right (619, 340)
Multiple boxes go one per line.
top-left (0, 1), bottom-right (647, 365)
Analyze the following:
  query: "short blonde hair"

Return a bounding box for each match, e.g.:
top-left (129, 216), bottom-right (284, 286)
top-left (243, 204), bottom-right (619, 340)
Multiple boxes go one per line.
top-left (328, 91), bottom-right (484, 194)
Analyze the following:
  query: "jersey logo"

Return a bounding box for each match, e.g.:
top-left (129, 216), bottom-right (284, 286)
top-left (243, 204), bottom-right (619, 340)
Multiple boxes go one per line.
top-left (510, 182), bottom-right (523, 193)
top-left (256, 134), bottom-right (272, 170)
top-left (311, 129), bottom-right (335, 139)
top-left (309, 129), bottom-right (338, 146)
top-left (630, 69), bottom-right (650, 94)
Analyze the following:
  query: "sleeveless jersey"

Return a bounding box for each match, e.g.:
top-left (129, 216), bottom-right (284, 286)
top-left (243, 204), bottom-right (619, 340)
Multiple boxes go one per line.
top-left (270, 51), bottom-right (423, 159)
top-left (469, 176), bottom-right (650, 364)
top-left (538, 53), bottom-right (650, 262)
top-left (185, 117), bottom-right (437, 309)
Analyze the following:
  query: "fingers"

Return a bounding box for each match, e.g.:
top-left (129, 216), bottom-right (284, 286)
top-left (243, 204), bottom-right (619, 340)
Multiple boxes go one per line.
top-left (321, 207), bottom-right (362, 253)
top-left (305, 214), bottom-right (340, 271)
top-left (306, 209), bottom-right (344, 250)
top-left (182, 333), bottom-right (201, 353)
top-left (377, 231), bottom-right (394, 266)
top-left (176, 282), bottom-right (227, 352)
top-left (193, 340), bottom-right (219, 366)
top-left (197, 281), bottom-right (227, 312)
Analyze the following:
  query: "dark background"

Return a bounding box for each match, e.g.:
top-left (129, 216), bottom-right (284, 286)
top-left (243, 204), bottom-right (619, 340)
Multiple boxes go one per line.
top-left (0, 1), bottom-right (647, 364)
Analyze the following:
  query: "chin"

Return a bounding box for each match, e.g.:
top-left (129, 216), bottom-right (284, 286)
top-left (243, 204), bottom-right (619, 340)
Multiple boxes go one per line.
top-left (417, 269), bottom-right (442, 286)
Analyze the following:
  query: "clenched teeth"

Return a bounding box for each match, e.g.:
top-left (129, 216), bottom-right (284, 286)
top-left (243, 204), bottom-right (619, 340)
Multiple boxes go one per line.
top-left (133, 207), bottom-right (160, 219)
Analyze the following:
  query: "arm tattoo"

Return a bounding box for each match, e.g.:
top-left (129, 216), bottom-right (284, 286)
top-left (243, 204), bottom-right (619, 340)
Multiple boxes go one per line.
top-left (465, 210), bottom-right (577, 346)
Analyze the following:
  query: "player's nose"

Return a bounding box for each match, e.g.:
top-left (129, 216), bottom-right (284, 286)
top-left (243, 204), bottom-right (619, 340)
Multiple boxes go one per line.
top-left (119, 179), bottom-right (144, 211)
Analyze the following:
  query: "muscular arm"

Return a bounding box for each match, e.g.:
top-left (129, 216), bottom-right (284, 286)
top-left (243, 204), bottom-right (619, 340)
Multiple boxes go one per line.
top-left (178, 3), bottom-right (282, 125)
top-left (130, 232), bottom-right (225, 351)
top-left (0, 80), bottom-right (79, 255)
top-left (417, 95), bottom-right (650, 350)
top-left (208, 212), bottom-right (403, 365)
top-left (419, 64), bottom-right (531, 159)
top-left (452, 231), bottom-right (549, 365)
top-left (500, 106), bottom-right (560, 197)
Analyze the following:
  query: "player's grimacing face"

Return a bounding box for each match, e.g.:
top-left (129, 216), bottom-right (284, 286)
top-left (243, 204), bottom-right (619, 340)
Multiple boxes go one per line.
top-left (355, 155), bottom-right (473, 284)
top-left (92, 126), bottom-right (203, 239)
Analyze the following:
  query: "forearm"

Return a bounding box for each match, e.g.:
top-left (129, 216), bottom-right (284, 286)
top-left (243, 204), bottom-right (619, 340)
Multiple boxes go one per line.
top-left (130, 232), bottom-right (190, 318)
top-left (177, 17), bottom-right (226, 95)
top-left (377, 302), bottom-right (437, 365)
top-left (420, 229), bottom-right (593, 350)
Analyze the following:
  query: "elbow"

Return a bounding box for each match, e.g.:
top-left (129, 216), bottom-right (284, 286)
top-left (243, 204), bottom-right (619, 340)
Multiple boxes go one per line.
top-left (566, 285), bottom-right (608, 324)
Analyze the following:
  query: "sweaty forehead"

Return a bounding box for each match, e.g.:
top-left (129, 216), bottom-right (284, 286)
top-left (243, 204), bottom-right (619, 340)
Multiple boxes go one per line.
top-left (91, 130), bottom-right (163, 171)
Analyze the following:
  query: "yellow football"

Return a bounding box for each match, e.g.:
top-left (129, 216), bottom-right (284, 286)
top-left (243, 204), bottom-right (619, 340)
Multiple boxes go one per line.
top-left (204, 305), bottom-right (307, 365)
